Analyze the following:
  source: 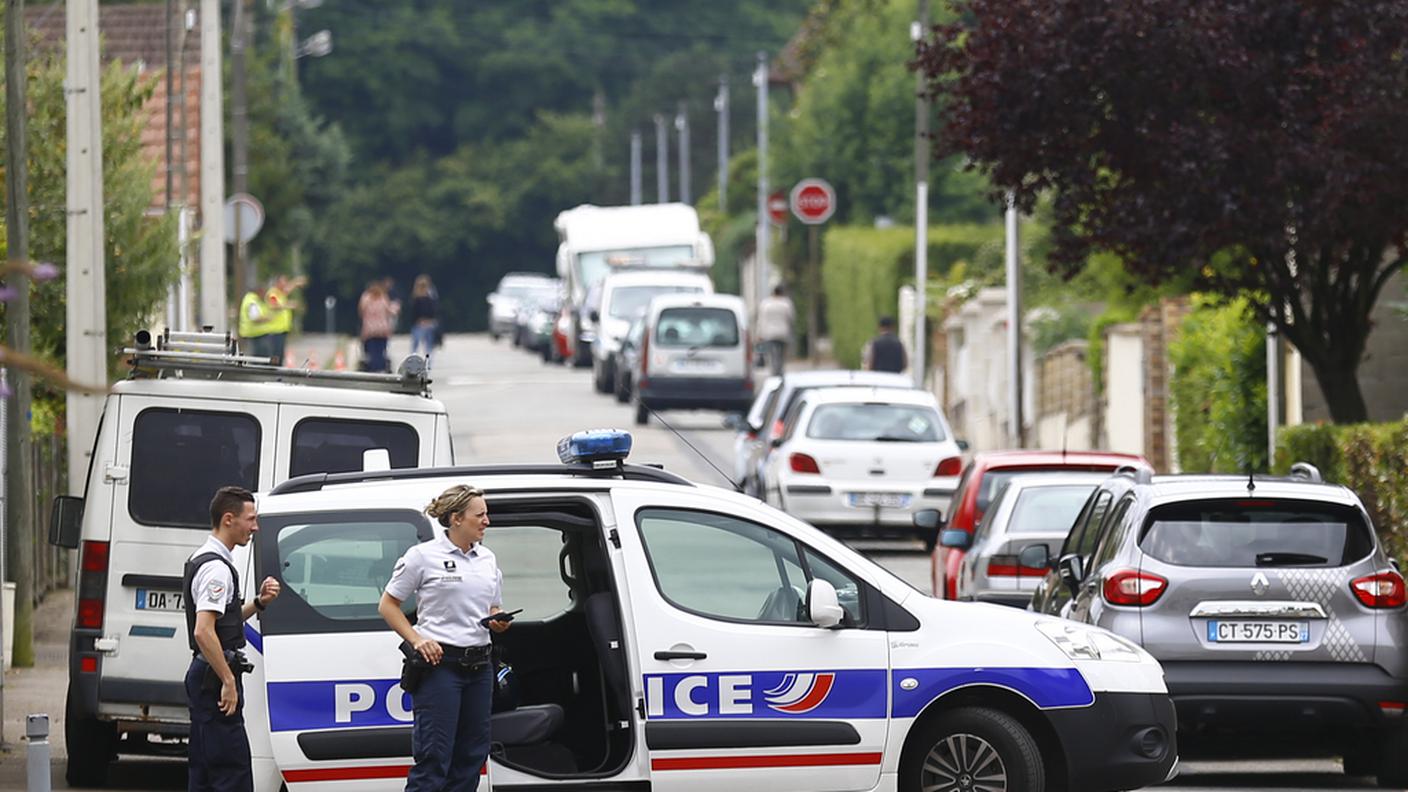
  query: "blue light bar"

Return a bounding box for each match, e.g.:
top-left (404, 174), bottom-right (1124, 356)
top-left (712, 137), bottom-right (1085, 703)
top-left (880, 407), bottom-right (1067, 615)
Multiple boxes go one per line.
top-left (557, 429), bottom-right (633, 469)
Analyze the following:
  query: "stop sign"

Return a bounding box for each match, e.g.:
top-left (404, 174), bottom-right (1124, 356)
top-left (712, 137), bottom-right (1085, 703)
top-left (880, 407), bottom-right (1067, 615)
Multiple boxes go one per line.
top-left (767, 191), bottom-right (789, 226)
top-left (790, 178), bottom-right (836, 225)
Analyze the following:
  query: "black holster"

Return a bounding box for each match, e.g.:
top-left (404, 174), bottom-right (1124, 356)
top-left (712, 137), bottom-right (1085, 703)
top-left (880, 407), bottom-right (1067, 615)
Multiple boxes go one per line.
top-left (200, 649), bottom-right (252, 693)
top-left (399, 640), bottom-right (433, 695)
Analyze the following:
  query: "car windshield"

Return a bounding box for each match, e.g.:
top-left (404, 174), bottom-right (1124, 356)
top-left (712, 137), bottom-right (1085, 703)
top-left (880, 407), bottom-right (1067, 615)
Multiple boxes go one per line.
top-left (655, 307), bottom-right (738, 347)
top-left (806, 403), bottom-right (944, 442)
top-left (1139, 499), bottom-right (1374, 568)
top-left (609, 285), bottom-right (702, 319)
top-left (1008, 484), bottom-right (1098, 534)
top-left (501, 281), bottom-right (553, 301)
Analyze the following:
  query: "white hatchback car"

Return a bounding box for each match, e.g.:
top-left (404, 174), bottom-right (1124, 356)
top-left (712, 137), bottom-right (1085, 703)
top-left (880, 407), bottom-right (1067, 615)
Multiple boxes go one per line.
top-left (233, 430), bottom-right (1176, 792)
top-left (761, 387), bottom-right (963, 540)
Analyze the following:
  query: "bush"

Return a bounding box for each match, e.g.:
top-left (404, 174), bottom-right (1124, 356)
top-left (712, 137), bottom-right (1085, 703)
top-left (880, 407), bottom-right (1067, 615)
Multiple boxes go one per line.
top-left (822, 223), bottom-right (1000, 368)
top-left (1275, 420), bottom-right (1408, 566)
top-left (1168, 296), bottom-right (1268, 473)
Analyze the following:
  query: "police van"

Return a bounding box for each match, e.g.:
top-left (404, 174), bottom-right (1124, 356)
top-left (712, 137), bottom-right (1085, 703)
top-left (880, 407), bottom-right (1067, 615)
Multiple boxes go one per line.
top-left (48, 330), bottom-right (454, 787)
top-left (236, 430), bottom-right (1177, 792)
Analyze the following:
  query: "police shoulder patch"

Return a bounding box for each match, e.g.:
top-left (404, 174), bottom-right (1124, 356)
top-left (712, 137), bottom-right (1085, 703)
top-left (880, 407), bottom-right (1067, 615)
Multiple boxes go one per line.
top-left (206, 582), bottom-right (225, 603)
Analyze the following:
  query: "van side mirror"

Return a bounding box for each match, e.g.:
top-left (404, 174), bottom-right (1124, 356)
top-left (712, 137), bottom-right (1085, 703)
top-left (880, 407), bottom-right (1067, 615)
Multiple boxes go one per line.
top-left (49, 496), bottom-right (84, 549)
top-left (1019, 544), bottom-right (1051, 570)
top-left (769, 437), bottom-right (785, 448)
top-left (486, 292), bottom-right (498, 305)
top-left (1058, 554), bottom-right (1084, 595)
top-left (806, 579), bottom-right (844, 629)
top-left (939, 529), bottom-right (971, 550)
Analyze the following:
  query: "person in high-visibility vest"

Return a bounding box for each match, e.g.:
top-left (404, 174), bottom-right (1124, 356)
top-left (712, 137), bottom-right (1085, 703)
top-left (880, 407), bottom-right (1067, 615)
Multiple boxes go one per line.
top-left (238, 289), bottom-right (276, 360)
top-left (264, 275), bottom-right (306, 364)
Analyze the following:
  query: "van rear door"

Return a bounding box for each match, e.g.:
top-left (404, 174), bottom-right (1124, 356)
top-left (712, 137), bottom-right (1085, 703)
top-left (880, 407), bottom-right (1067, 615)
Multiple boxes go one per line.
top-left (99, 396), bottom-right (277, 714)
top-left (274, 405), bottom-right (441, 479)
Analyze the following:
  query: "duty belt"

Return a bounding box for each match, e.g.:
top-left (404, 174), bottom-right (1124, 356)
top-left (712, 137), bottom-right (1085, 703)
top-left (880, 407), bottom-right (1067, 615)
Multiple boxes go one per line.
top-left (440, 644), bottom-right (492, 663)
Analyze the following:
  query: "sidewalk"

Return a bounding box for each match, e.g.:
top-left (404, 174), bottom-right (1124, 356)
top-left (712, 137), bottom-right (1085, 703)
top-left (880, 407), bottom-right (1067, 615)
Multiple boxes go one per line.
top-left (0, 591), bottom-right (74, 788)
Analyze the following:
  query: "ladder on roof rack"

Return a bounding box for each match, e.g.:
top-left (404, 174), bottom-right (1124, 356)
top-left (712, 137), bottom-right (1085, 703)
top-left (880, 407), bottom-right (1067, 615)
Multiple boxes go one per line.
top-left (124, 329), bottom-right (432, 396)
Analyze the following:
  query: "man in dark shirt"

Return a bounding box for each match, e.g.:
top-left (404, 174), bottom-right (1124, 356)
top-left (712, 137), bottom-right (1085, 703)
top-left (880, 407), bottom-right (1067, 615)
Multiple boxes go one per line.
top-left (863, 316), bottom-right (907, 373)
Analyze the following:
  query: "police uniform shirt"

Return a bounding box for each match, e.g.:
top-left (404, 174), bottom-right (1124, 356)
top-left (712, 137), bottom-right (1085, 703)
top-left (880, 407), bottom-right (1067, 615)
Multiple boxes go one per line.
top-left (189, 536), bottom-right (238, 614)
top-left (386, 532), bottom-right (502, 648)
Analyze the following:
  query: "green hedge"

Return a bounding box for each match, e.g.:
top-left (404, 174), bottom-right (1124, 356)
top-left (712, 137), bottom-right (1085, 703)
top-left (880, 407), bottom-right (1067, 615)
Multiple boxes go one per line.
top-left (1275, 419), bottom-right (1408, 566)
top-left (1168, 297), bottom-right (1268, 473)
top-left (821, 223), bottom-right (1000, 368)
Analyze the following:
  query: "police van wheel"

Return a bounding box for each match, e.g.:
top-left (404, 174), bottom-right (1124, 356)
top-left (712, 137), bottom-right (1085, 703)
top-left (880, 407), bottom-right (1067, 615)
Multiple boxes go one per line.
top-left (901, 707), bottom-right (1044, 792)
top-left (65, 694), bottom-right (116, 787)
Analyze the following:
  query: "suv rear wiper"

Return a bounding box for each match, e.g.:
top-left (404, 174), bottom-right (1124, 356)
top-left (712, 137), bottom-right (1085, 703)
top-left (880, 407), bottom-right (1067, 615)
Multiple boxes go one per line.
top-left (1256, 551), bottom-right (1329, 566)
top-left (874, 435), bottom-right (919, 443)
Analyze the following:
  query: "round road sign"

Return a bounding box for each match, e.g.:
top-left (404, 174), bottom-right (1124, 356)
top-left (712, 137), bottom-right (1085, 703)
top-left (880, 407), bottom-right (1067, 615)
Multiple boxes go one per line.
top-left (790, 178), bottom-right (836, 225)
top-left (767, 191), bottom-right (789, 226)
top-left (223, 193), bottom-right (265, 244)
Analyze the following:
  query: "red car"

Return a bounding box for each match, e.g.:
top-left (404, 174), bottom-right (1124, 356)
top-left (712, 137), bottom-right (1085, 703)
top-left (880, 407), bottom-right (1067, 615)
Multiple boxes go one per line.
top-left (929, 450), bottom-right (1153, 599)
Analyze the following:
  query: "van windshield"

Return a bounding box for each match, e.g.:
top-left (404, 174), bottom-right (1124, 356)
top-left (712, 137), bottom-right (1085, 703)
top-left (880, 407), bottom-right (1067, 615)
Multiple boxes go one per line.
top-left (655, 306), bottom-right (738, 347)
top-left (1140, 499), bottom-right (1374, 567)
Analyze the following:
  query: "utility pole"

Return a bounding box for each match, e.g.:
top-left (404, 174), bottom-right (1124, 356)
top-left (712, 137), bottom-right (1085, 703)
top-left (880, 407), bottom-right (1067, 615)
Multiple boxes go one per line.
top-left (199, 0), bottom-right (226, 329)
top-left (65, 0), bottom-right (108, 494)
top-left (754, 52), bottom-right (770, 321)
top-left (230, 0), bottom-right (251, 297)
top-left (675, 102), bottom-right (691, 205)
top-left (6, 0), bottom-right (35, 687)
top-left (715, 75), bottom-right (729, 214)
top-left (654, 113), bottom-right (669, 203)
top-left (1005, 192), bottom-right (1024, 447)
top-left (629, 131), bottom-right (642, 206)
top-left (911, 2), bottom-right (930, 389)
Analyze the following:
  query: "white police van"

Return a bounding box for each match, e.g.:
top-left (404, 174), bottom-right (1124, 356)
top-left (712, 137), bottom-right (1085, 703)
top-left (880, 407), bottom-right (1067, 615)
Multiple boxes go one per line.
top-left (237, 431), bottom-right (1177, 792)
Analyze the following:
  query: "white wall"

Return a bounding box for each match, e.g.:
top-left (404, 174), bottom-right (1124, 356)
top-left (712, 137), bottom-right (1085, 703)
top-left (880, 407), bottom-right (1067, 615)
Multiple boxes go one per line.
top-left (1103, 324), bottom-right (1145, 456)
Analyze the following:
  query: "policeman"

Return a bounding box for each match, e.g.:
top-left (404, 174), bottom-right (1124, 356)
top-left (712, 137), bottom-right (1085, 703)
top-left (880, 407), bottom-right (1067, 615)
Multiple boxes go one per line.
top-left (379, 484), bottom-right (510, 792)
top-left (184, 486), bottom-right (281, 792)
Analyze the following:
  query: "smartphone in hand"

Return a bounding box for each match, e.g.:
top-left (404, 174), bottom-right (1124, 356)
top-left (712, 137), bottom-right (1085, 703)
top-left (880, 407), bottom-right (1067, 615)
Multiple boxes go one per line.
top-left (480, 608), bottom-right (523, 628)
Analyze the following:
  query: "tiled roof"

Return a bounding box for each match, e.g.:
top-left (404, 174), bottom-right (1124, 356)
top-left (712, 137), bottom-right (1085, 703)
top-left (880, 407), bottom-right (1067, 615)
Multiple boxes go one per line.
top-left (25, 3), bottom-right (201, 69)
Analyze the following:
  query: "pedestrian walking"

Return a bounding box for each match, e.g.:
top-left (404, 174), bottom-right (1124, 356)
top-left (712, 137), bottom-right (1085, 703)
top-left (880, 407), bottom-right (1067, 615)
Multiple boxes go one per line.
top-left (756, 284), bottom-right (795, 376)
top-left (184, 486), bottom-right (281, 792)
top-left (379, 484), bottom-right (512, 792)
top-left (410, 274), bottom-right (440, 361)
top-left (358, 281), bottom-right (400, 372)
top-left (237, 288), bottom-right (276, 361)
top-left (862, 316), bottom-right (907, 373)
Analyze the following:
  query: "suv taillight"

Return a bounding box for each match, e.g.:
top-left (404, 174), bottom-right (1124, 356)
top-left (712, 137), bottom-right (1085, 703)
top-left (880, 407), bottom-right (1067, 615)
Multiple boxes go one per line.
top-left (1352, 571), bottom-right (1407, 609)
top-left (789, 453), bottom-right (821, 474)
top-left (1102, 569), bottom-right (1168, 607)
top-left (77, 540), bottom-right (110, 630)
top-left (934, 456), bottom-right (963, 477)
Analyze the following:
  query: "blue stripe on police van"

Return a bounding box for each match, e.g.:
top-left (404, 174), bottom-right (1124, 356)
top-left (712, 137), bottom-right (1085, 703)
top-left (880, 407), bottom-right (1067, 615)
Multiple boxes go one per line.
top-left (643, 670), bottom-right (888, 720)
top-left (890, 667), bottom-right (1094, 718)
top-left (267, 679), bottom-right (412, 732)
top-left (244, 625), bottom-right (263, 655)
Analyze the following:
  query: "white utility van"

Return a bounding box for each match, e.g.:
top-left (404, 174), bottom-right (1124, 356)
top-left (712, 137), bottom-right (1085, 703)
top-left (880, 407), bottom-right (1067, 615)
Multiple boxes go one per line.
top-left (48, 330), bottom-right (454, 787)
top-left (232, 430), bottom-right (1177, 792)
top-left (589, 269), bottom-right (713, 395)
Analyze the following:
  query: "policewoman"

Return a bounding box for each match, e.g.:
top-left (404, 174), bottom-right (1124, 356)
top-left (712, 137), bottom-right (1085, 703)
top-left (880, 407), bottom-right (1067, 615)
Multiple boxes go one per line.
top-left (184, 486), bottom-right (281, 792)
top-left (380, 484), bottom-right (510, 792)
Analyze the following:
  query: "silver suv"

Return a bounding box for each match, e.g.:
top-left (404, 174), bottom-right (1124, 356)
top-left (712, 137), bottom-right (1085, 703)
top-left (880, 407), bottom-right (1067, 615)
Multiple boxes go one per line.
top-left (1038, 465), bottom-right (1408, 786)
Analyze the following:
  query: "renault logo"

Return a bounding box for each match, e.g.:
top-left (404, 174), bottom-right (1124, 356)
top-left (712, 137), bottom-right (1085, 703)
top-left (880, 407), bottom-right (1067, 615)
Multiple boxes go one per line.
top-left (1250, 572), bottom-right (1270, 596)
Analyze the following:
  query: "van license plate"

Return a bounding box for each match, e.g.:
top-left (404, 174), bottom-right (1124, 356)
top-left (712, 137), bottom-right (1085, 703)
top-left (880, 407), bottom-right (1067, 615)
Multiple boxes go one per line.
top-left (1207, 620), bottom-right (1308, 643)
top-left (135, 589), bottom-right (184, 612)
top-left (847, 492), bottom-right (911, 509)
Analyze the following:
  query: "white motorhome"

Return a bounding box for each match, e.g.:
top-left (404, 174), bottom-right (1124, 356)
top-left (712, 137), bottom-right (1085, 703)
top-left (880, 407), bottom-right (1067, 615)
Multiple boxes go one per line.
top-left (553, 203), bottom-right (714, 366)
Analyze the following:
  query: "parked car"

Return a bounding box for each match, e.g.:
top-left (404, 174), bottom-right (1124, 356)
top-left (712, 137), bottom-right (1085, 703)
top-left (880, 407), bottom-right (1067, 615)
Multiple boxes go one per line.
top-left (944, 472), bottom-right (1111, 607)
top-left (613, 317), bottom-right (646, 403)
top-left (487, 273), bottom-right (558, 340)
top-left (627, 293), bottom-right (753, 425)
top-left (761, 387), bottom-right (963, 540)
top-left (517, 291), bottom-right (562, 354)
top-left (731, 369), bottom-right (916, 499)
top-left (591, 269), bottom-right (712, 394)
top-left (928, 451), bottom-right (1153, 599)
top-left (727, 375), bottom-right (783, 483)
top-left (1040, 464), bottom-right (1408, 786)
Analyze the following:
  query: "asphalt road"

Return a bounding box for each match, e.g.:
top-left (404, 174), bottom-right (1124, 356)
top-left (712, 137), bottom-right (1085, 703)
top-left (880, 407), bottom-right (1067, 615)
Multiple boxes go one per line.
top-left (5, 332), bottom-right (1376, 791)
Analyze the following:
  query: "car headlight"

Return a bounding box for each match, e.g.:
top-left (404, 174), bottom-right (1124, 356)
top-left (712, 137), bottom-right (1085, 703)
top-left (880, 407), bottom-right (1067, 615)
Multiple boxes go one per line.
top-left (1035, 621), bottom-right (1143, 662)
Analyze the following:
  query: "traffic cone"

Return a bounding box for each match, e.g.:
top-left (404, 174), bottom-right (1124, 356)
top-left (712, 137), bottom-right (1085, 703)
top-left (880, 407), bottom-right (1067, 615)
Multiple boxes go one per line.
top-left (284, 349), bottom-right (297, 368)
top-left (333, 349), bottom-right (347, 371)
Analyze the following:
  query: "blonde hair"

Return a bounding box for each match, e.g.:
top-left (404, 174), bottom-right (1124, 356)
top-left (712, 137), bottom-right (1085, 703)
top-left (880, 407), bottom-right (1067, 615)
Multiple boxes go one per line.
top-left (425, 484), bottom-right (485, 527)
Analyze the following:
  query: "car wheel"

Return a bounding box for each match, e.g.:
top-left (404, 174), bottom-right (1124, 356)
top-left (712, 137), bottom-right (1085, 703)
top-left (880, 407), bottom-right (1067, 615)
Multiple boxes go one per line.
top-left (634, 400), bottom-right (649, 426)
top-left (540, 342), bottom-right (552, 363)
top-left (900, 707), bottom-right (1044, 792)
top-left (593, 361), bottom-right (611, 394)
top-left (1376, 727), bottom-right (1408, 788)
top-left (615, 372), bottom-right (631, 403)
top-left (65, 690), bottom-right (117, 787)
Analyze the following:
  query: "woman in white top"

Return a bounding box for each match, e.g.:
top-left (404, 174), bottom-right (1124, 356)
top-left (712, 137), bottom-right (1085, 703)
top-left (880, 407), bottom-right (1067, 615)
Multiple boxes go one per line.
top-left (380, 485), bottom-right (510, 792)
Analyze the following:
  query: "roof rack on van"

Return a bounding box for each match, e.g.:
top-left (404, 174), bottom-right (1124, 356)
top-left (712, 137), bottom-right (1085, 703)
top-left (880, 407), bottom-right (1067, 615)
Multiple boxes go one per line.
top-left (1114, 464), bottom-right (1154, 485)
top-left (269, 462), bottom-right (697, 495)
top-left (124, 329), bottom-right (432, 396)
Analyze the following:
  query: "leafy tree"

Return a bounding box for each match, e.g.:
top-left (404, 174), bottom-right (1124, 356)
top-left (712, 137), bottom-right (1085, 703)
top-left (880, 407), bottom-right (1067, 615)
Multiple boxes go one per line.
top-left (2, 50), bottom-right (178, 379)
top-left (916, 0), bottom-right (1408, 422)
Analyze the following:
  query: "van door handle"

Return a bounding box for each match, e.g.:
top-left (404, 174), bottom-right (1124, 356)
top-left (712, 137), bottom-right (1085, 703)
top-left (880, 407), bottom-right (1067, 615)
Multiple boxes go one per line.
top-left (654, 650), bottom-right (707, 661)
